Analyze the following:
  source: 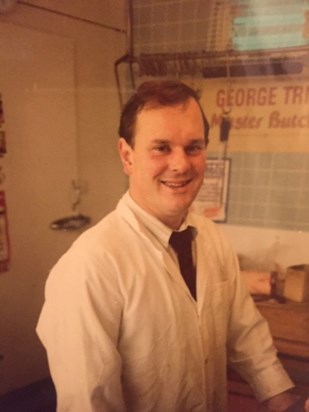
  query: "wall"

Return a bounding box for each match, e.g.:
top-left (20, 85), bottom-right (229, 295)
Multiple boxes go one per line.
top-left (198, 78), bottom-right (309, 232)
top-left (222, 224), bottom-right (309, 273)
top-left (130, 0), bottom-right (309, 266)
top-left (0, 0), bottom-right (126, 395)
top-left (130, 0), bottom-right (309, 235)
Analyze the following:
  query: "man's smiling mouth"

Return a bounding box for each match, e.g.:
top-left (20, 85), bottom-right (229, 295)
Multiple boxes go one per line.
top-left (161, 179), bottom-right (192, 188)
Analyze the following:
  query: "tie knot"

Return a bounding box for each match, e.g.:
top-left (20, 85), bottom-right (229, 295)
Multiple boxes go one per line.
top-left (169, 226), bottom-right (194, 252)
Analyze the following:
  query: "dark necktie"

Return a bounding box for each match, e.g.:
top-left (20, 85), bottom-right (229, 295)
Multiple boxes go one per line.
top-left (169, 226), bottom-right (196, 299)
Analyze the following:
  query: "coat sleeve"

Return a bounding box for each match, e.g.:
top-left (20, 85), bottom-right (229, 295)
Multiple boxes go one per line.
top-left (218, 229), bottom-right (294, 402)
top-left (36, 246), bottom-right (126, 412)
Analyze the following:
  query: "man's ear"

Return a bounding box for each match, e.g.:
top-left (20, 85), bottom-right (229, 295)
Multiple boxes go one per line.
top-left (118, 137), bottom-right (133, 175)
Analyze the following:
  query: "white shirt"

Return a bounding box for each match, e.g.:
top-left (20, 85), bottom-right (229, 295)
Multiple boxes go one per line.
top-left (124, 192), bottom-right (196, 268)
top-left (37, 192), bottom-right (293, 411)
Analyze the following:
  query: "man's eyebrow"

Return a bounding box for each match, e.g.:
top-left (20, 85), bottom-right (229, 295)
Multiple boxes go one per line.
top-left (150, 139), bottom-right (170, 144)
top-left (148, 138), bottom-right (206, 148)
top-left (186, 138), bottom-right (206, 145)
top-left (151, 138), bottom-right (205, 144)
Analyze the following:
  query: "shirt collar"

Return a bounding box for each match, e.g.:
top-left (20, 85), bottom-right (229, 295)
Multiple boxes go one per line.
top-left (122, 192), bottom-right (195, 248)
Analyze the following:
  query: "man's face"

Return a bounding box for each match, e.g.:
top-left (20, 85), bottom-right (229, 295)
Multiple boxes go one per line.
top-left (118, 97), bottom-right (207, 229)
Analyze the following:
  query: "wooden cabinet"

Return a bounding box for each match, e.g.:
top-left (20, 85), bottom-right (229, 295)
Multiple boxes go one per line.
top-left (228, 300), bottom-right (309, 411)
top-left (257, 300), bottom-right (309, 359)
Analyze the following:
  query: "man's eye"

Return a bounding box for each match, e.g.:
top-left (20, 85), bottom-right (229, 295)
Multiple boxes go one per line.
top-left (154, 145), bottom-right (170, 153)
top-left (186, 144), bottom-right (204, 155)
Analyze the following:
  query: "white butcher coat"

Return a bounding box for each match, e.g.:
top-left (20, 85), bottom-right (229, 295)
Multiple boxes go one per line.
top-left (37, 192), bottom-right (293, 412)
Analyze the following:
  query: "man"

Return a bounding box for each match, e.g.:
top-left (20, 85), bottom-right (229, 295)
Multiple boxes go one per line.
top-left (37, 81), bottom-right (308, 411)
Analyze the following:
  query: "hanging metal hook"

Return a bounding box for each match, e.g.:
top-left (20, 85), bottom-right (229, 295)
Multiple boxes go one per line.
top-left (50, 180), bottom-right (91, 232)
top-left (71, 179), bottom-right (81, 212)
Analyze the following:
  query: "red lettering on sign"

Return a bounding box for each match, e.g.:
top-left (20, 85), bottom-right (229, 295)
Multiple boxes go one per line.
top-left (216, 87), bottom-right (278, 108)
top-left (283, 85), bottom-right (309, 105)
top-left (210, 113), bottom-right (222, 128)
top-left (268, 111), bottom-right (309, 128)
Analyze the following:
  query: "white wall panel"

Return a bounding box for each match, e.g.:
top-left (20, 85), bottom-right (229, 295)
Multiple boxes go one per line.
top-left (0, 22), bottom-right (79, 393)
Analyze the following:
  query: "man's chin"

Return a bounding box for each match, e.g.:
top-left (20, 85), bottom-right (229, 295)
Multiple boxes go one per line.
top-left (165, 199), bottom-right (194, 217)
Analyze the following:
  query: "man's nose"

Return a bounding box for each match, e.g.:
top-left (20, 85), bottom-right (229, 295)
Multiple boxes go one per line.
top-left (169, 149), bottom-right (190, 172)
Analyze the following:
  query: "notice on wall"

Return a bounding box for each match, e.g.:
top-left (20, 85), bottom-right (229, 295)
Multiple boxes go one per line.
top-left (192, 158), bottom-right (230, 222)
top-left (0, 93), bottom-right (4, 124)
top-left (199, 77), bottom-right (309, 153)
top-left (0, 94), bottom-right (7, 157)
top-left (0, 191), bottom-right (10, 273)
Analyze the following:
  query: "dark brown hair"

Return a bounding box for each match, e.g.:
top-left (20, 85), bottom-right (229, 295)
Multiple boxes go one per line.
top-left (118, 80), bottom-right (209, 147)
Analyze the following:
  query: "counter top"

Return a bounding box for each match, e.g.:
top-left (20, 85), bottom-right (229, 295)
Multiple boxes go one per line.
top-left (256, 299), bottom-right (309, 359)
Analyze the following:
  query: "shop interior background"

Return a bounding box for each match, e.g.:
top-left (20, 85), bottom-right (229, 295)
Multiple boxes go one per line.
top-left (0, 0), bottom-right (308, 409)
